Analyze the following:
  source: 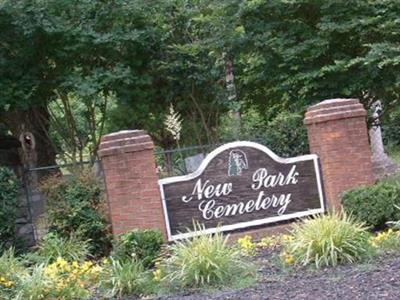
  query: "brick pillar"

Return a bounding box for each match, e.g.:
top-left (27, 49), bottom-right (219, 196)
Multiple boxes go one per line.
top-left (304, 99), bottom-right (375, 210)
top-left (98, 130), bottom-right (166, 237)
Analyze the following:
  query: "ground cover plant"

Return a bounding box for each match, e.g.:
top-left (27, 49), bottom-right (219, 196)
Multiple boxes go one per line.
top-left (370, 229), bottom-right (400, 253)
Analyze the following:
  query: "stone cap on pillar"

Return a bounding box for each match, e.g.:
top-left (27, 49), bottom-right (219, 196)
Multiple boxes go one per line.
top-left (98, 130), bottom-right (154, 158)
top-left (304, 98), bottom-right (367, 125)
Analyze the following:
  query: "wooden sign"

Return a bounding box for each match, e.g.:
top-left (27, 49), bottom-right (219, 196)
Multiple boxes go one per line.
top-left (159, 141), bottom-right (325, 241)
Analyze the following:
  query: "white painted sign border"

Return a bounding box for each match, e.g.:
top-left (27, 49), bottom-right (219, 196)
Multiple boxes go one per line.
top-left (159, 141), bottom-right (326, 241)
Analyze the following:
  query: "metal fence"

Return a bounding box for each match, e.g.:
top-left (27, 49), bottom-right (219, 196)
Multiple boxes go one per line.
top-left (155, 143), bottom-right (222, 178)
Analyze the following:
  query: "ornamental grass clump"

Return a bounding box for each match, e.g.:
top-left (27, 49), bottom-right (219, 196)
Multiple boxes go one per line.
top-left (14, 265), bottom-right (52, 300)
top-left (0, 249), bottom-right (25, 299)
top-left (159, 225), bottom-right (255, 290)
top-left (99, 257), bottom-right (151, 298)
top-left (283, 212), bottom-right (372, 268)
top-left (24, 233), bottom-right (90, 265)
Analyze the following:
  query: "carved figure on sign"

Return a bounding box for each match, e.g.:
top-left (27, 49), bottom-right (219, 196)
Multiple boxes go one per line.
top-left (228, 149), bottom-right (248, 176)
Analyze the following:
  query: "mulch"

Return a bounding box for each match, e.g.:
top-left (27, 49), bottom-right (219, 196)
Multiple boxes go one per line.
top-left (158, 248), bottom-right (400, 300)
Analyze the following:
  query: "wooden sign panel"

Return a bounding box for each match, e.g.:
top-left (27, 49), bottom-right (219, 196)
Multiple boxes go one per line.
top-left (159, 141), bottom-right (325, 241)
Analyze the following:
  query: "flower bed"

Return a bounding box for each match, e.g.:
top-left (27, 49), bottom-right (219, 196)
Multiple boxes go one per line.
top-left (3, 167), bottom-right (400, 300)
top-left (2, 212), bottom-right (400, 300)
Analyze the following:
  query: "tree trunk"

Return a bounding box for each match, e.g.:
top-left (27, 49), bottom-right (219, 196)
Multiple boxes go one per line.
top-left (3, 105), bottom-right (57, 170)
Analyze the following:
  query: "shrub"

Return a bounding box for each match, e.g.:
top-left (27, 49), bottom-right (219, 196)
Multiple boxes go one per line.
top-left (0, 167), bottom-right (20, 252)
top-left (24, 233), bottom-right (90, 265)
top-left (40, 169), bottom-right (112, 257)
top-left (113, 229), bottom-right (164, 268)
top-left (262, 111), bottom-right (309, 157)
top-left (283, 212), bottom-right (372, 268)
top-left (100, 258), bottom-right (150, 298)
top-left (159, 225), bottom-right (255, 289)
top-left (342, 181), bottom-right (400, 229)
top-left (219, 109), bottom-right (309, 157)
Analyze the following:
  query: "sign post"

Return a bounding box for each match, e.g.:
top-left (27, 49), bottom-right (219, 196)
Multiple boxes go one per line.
top-left (159, 141), bottom-right (325, 241)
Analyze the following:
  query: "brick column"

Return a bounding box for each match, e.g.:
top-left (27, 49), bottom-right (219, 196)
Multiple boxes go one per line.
top-left (304, 99), bottom-right (375, 210)
top-left (98, 130), bottom-right (166, 237)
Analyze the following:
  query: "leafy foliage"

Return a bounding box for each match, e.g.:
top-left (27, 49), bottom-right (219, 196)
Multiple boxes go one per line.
top-left (112, 229), bottom-right (165, 269)
top-left (220, 109), bottom-right (308, 156)
top-left (234, 0), bottom-right (400, 113)
top-left (262, 111), bottom-right (309, 157)
top-left (2, 0), bottom-right (400, 164)
top-left (0, 167), bottom-right (20, 252)
top-left (40, 170), bottom-right (111, 257)
top-left (283, 212), bottom-right (372, 268)
top-left (342, 181), bottom-right (400, 229)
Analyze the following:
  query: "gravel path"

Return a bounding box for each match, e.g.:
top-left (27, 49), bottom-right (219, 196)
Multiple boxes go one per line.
top-left (158, 250), bottom-right (400, 300)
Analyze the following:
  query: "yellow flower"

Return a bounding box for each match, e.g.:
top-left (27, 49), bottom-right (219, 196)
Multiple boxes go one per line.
top-left (285, 255), bottom-right (295, 265)
top-left (281, 234), bottom-right (294, 243)
top-left (257, 235), bottom-right (278, 248)
top-left (0, 275), bottom-right (14, 288)
top-left (282, 251), bottom-right (296, 265)
top-left (56, 257), bottom-right (68, 268)
top-left (56, 281), bottom-right (66, 290)
top-left (153, 269), bottom-right (162, 282)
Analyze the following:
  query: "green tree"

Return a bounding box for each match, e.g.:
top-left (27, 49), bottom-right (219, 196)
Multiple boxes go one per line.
top-left (230, 0), bottom-right (400, 115)
top-left (0, 0), bottom-right (162, 166)
top-left (108, 0), bottom-right (231, 148)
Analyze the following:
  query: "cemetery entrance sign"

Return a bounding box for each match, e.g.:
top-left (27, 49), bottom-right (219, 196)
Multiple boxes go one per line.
top-left (159, 141), bottom-right (325, 241)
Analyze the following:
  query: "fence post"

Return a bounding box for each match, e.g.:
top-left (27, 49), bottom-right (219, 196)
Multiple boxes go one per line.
top-left (98, 130), bottom-right (167, 237)
top-left (304, 98), bottom-right (375, 210)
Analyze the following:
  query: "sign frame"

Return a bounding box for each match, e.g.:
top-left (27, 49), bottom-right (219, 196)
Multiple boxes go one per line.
top-left (159, 141), bottom-right (326, 241)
